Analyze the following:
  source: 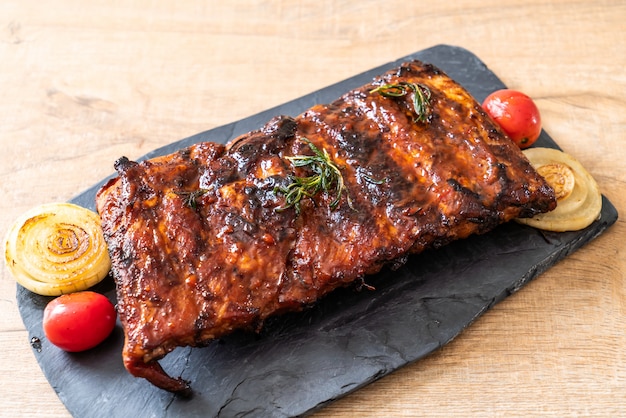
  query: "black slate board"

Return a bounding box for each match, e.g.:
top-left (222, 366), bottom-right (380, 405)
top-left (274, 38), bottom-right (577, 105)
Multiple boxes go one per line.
top-left (16, 45), bottom-right (618, 418)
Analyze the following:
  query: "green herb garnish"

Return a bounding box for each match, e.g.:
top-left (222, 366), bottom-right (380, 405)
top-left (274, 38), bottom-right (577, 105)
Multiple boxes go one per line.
top-left (176, 189), bottom-right (208, 210)
top-left (275, 139), bottom-right (351, 214)
top-left (370, 82), bottom-right (432, 123)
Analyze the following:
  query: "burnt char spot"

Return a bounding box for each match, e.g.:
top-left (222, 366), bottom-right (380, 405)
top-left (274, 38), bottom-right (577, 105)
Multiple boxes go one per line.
top-left (255, 175), bottom-right (284, 208)
top-left (335, 129), bottom-right (380, 161)
top-left (114, 156), bottom-right (136, 173)
top-left (447, 178), bottom-right (481, 200)
top-left (390, 60), bottom-right (441, 79)
top-left (262, 115), bottom-right (297, 140)
top-left (231, 116), bottom-right (296, 155)
top-left (229, 116), bottom-right (296, 174)
top-left (193, 312), bottom-right (212, 338)
top-left (203, 156), bottom-right (239, 187)
top-left (495, 163), bottom-right (510, 186)
top-left (178, 148), bottom-right (192, 160)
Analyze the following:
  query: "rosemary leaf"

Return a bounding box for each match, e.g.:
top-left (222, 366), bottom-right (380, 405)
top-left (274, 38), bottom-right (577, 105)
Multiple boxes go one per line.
top-left (370, 81), bottom-right (432, 123)
top-left (175, 188), bottom-right (209, 210)
top-left (275, 139), bottom-right (351, 214)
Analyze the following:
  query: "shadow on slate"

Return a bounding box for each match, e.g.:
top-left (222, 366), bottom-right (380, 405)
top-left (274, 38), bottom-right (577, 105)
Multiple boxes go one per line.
top-left (16, 44), bottom-right (618, 418)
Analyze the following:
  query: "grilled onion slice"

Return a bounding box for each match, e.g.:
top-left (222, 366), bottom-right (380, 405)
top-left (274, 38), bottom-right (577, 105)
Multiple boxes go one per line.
top-left (516, 147), bottom-right (602, 232)
top-left (4, 203), bottom-right (111, 296)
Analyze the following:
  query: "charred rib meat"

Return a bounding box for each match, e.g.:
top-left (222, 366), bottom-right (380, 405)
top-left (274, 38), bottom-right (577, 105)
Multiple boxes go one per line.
top-left (95, 60), bottom-right (556, 394)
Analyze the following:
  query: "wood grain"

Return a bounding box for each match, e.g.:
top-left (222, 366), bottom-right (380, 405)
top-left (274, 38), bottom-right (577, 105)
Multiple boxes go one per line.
top-left (1, 1), bottom-right (624, 416)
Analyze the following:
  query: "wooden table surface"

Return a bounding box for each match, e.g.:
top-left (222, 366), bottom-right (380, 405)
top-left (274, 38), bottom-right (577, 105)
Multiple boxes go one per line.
top-left (1, 1), bottom-right (624, 416)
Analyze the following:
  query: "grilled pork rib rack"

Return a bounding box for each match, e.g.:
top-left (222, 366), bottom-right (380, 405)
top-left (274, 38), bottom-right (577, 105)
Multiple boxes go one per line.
top-left (96, 60), bottom-right (556, 394)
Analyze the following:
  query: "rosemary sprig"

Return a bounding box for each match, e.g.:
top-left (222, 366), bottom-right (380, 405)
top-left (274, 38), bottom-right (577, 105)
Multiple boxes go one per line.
top-left (176, 188), bottom-right (209, 210)
top-left (370, 81), bottom-right (432, 123)
top-left (275, 139), bottom-right (351, 214)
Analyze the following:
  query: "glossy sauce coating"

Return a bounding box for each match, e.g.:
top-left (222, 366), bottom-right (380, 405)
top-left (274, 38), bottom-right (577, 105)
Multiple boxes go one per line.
top-left (96, 60), bottom-right (555, 394)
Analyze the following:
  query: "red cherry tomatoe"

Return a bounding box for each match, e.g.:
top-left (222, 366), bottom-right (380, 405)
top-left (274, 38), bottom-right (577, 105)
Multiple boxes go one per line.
top-left (482, 89), bottom-right (542, 149)
top-left (42, 291), bottom-right (116, 352)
